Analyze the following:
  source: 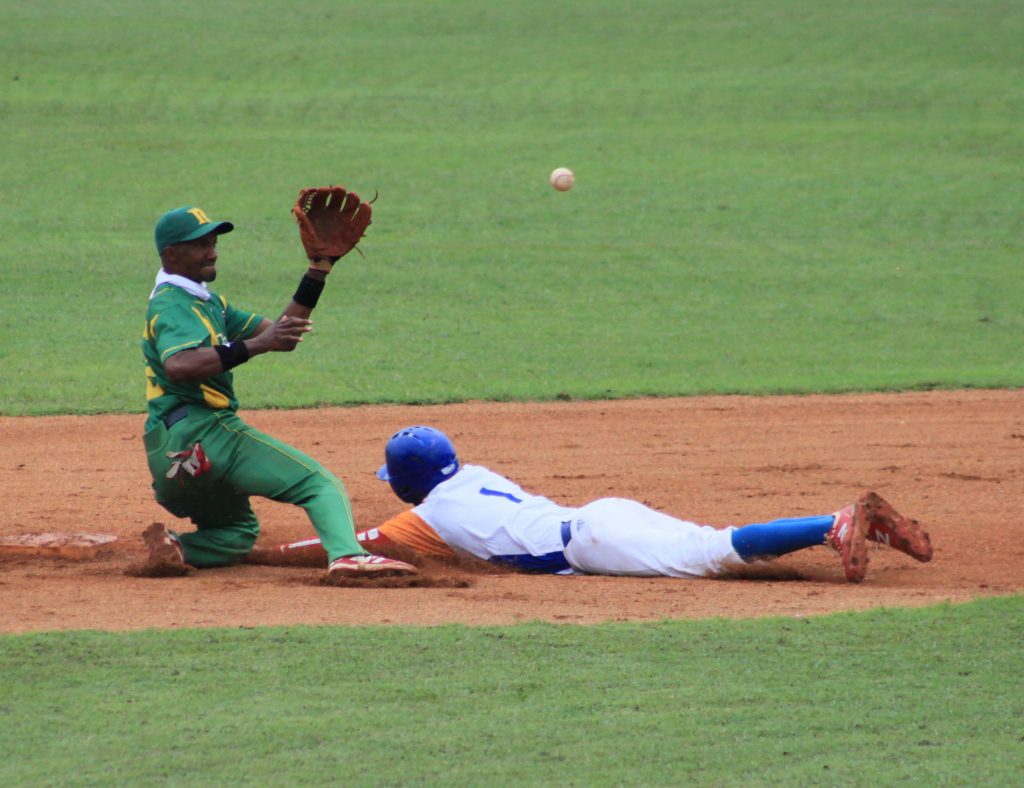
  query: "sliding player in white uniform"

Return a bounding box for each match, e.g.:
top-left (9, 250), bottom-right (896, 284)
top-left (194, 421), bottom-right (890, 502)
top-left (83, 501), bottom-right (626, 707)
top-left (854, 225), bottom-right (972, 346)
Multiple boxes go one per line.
top-left (263, 426), bottom-right (933, 582)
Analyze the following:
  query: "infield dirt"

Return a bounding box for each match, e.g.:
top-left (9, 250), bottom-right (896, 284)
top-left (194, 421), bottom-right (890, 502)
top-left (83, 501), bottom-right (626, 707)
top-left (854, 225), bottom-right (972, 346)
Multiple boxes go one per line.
top-left (1, 390), bottom-right (1021, 633)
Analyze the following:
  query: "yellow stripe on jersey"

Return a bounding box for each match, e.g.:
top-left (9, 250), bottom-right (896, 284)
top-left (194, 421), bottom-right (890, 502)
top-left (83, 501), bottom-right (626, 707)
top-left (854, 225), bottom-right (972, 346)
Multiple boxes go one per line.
top-left (144, 365), bottom-right (164, 400)
top-left (236, 313), bottom-right (260, 338)
top-left (143, 313), bottom-right (158, 340)
top-left (160, 339), bottom-right (202, 362)
top-left (191, 306), bottom-right (220, 346)
top-left (199, 383), bottom-right (230, 409)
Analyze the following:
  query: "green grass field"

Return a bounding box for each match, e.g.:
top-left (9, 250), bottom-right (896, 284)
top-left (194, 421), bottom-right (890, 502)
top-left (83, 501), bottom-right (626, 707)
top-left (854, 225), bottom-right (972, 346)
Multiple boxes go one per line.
top-left (1, 0), bottom-right (1021, 414)
top-left (2, 598), bottom-right (1022, 785)
top-left (2, 1), bottom-right (1022, 783)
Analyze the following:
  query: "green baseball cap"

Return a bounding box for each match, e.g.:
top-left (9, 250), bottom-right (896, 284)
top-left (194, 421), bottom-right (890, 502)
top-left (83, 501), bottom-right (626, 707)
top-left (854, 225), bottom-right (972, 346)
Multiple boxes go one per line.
top-left (154, 206), bottom-right (234, 254)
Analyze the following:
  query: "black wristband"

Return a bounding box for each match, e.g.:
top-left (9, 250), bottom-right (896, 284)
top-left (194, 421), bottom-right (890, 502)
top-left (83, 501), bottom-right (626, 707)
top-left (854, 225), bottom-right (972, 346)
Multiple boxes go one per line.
top-left (214, 341), bottom-right (250, 371)
top-left (293, 273), bottom-right (326, 308)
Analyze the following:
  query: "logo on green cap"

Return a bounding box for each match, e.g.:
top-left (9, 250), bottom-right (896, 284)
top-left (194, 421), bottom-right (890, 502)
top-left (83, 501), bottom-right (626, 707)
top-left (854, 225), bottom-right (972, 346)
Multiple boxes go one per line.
top-left (154, 206), bottom-right (234, 255)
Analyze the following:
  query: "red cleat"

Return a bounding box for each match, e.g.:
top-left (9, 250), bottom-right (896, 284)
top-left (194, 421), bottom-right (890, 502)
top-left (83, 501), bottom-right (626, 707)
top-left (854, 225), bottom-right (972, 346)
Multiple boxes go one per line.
top-left (825, 502), bottom-right (869, 583)
top-left (860, 491), bottom-right (933, 562)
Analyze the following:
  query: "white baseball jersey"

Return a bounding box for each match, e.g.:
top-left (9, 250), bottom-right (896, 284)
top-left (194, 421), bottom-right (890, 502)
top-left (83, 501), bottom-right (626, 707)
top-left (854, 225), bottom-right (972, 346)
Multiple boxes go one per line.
top-left (412, 465), bottom-right (746, 578)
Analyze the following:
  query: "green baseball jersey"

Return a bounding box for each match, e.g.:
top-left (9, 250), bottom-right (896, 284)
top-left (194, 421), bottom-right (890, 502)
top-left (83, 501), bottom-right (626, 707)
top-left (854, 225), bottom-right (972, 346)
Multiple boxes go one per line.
top-left (142, 284), bottom-right (263, 430)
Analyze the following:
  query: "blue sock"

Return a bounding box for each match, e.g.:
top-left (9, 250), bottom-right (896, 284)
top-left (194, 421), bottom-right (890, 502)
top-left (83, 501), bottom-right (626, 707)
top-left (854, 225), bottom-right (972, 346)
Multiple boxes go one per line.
top-left (730, 515), bottom-right (835, 562)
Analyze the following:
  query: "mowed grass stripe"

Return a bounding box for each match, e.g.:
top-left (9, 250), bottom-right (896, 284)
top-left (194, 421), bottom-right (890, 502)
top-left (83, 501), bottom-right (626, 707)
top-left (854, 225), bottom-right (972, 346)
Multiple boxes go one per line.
top-left (1, 0), bottom-right (1021, 414)
top-left (1, 597), bottom-right (1020, 784)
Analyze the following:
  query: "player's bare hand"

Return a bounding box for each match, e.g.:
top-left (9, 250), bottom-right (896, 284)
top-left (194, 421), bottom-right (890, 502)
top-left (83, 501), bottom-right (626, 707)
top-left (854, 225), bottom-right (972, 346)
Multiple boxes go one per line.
top-left (250, 315), bottom-right (312, 353)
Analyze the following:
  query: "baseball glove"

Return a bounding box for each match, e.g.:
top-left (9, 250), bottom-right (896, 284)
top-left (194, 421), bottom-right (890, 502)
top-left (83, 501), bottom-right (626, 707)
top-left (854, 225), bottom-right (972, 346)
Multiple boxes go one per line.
top-left (292, 185), bottom-right (373, 267)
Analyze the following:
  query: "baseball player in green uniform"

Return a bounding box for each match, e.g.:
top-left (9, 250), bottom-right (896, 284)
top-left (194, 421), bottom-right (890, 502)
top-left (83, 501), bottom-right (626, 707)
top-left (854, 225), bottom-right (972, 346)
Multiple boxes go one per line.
top-left (138, 194), bottom-right (416, 581)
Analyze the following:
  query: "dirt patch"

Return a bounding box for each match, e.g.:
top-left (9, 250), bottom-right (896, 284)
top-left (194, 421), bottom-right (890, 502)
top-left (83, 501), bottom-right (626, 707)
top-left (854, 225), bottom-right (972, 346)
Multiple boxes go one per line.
top-left (1, 390), bottom-right (1021, 633)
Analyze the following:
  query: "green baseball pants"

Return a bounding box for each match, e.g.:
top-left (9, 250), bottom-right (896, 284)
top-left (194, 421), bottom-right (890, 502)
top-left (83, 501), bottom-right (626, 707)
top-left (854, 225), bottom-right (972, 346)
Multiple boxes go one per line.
top-left (143, 405), bottom-right (364, 567)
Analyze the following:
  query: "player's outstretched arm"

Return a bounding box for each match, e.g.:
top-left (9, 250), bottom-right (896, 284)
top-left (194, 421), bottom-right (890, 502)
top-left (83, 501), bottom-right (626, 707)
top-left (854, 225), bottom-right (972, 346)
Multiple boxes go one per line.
top-left (243, 529), bottom-right (419, 567)
top-left (164, 315), bottom-right (311, 382)
top-left (279, 268), bottom-right (327, 321)
top-left (244, 315), bottom-right (311, 353)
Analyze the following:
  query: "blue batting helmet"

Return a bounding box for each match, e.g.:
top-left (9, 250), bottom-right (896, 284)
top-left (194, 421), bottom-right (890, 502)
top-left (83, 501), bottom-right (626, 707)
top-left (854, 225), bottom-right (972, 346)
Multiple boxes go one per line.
top-left (376, 426), bottom-right (460, 504)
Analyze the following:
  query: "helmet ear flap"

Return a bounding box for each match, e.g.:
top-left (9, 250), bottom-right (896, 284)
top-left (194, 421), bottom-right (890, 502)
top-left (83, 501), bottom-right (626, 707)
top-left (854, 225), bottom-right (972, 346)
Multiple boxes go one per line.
top-left (388, 479), bottom-right (425, 505)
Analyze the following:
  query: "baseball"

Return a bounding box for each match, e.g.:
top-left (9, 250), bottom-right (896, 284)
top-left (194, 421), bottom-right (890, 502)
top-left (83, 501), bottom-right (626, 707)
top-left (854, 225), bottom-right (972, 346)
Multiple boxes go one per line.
top-left (549, 167), bottom-right (575, 192)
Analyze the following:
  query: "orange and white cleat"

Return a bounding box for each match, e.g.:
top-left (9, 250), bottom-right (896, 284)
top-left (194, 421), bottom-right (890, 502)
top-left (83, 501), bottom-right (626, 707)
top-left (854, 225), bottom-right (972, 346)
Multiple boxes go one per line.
top-left (327, 553), bottom-right (417, 577)
top-left (825, 502), bottom-right (869, 583)
top-left (860, 492), bottom-right (933, 562)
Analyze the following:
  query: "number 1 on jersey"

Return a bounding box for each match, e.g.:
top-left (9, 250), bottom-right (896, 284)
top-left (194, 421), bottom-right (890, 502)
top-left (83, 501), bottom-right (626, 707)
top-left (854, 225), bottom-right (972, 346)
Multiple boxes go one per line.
top-left (479, 487), bottom-right (523, 503)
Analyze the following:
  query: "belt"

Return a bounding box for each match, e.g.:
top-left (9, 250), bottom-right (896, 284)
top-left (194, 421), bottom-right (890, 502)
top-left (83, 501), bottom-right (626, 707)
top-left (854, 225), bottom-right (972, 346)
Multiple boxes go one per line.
top-left (164, 405), bottom-right (190, 430)
top-left (560, 519), bottom-right (573, 548)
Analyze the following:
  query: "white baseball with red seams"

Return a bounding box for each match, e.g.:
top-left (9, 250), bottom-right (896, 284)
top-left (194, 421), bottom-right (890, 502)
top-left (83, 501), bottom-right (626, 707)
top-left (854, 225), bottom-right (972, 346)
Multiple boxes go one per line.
top-left (549, 167), bottom-right (575, 191)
